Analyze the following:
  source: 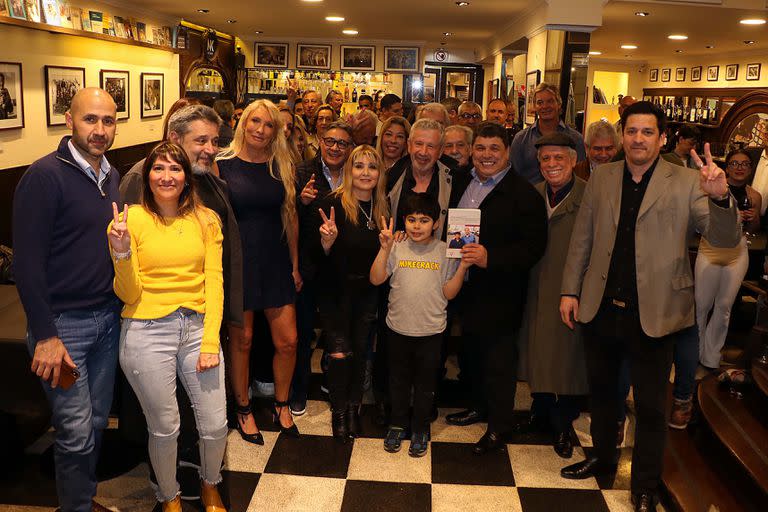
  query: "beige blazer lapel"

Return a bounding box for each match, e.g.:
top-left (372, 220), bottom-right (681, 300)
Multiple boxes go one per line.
top-left (637, 159), bottom-right (674, 220)
top-left (607, 164), bottom-right (622, 227)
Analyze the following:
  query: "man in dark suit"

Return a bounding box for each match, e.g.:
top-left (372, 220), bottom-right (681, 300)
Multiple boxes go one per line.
top-left (292, 121), bottom-right (355, 414)
top-left (559, 101), bottom-right (740, 511)
top-left (445, 122), bottom-right (548, 454)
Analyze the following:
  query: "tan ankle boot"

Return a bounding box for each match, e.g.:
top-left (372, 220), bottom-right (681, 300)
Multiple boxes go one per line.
top-left (161, 496), bottom-right (181, 512)
top-left (201, 482), bottom-right (227, 512)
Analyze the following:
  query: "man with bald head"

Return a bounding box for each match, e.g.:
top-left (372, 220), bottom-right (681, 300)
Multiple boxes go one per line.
top-left (13, 88), bottom-right (121, 512)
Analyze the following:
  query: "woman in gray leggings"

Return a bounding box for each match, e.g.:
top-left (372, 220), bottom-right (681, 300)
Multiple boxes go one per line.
top-left (109, 143), bottom-right (227, 512)
top-left (696, 149), bottom-right (760, 370)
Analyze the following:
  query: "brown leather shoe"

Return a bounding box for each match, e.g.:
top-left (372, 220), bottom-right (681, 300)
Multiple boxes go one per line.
top-left (161, 496), bottom-right (182, 512)
top-left (91, 500), bottom-right (113, 512)
top-left (201, 482), bottom-right (227, 512)
top-left (669, 398), bottom-right (692, 430)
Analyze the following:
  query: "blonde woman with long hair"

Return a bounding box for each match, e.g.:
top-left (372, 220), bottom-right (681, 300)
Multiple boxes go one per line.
top-left (216, 99), bottom-right (300, 441)
top-left (313, 145), bottom-right (389, 441)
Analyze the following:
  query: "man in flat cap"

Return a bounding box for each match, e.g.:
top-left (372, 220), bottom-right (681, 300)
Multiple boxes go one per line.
top-left (518, 132), bottom-right (588, 460)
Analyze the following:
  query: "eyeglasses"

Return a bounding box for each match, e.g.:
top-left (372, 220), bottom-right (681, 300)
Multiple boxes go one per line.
top-left (727, 161), bottom-right (751, 169)
top-left (322, 137), bottom-right (353, 150)
top-left (459, 113), bottom-right (482, 120)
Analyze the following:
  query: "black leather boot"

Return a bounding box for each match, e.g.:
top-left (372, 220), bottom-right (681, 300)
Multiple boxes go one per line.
top-left (331, 408), bottom-right (349, 442)
top-left (347, 403), bottom-right (361, 437)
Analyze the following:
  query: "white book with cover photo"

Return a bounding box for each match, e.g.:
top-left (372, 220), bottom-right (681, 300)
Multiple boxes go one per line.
top-left (446, 208), bottom-right (481, 258)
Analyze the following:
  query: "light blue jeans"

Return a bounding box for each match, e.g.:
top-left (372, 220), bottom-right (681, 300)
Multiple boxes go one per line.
top-left (120, 308), bottom-right (227, 502)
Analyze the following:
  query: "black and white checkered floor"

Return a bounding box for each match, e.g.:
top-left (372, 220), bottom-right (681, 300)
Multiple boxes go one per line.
top-left (2, 349), bottom-right (665, 512)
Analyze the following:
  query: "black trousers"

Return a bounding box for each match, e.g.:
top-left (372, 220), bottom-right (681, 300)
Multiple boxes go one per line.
top-left (387, 328), bottom-right (443, 434)
top-left (583, 302), bottom-right (675, 496)
top-left (464, 331), bottom-right (519, 433)
top-left (530, 393), bottom-right (581, 434)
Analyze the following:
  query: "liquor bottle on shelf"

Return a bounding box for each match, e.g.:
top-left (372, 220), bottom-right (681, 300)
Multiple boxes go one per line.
top-left (688, 103), bottom-right (696, 123)
top-left (701, 104), bottom-right (709, 123)
top-left (352, 87), bottom-right (358, 102)
top-left (665, 100), bottom-right (672, 120)
top-left (344, 84), bottom-right (350, 102)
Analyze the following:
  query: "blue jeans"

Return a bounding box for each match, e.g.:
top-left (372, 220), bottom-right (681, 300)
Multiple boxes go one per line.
top-left (672, 325), bottom-right (699, 401)
top-left (26, 299), bottom-right (121, 512)
top-left (120, 309), bottom-right (227, 502)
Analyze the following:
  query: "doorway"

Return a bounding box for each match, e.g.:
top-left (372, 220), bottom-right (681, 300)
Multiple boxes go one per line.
top-left (424, 63), bottom-right (484, 104)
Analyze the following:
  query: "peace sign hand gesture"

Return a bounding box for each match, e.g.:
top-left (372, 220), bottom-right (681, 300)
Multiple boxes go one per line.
top-left (108, 202), bottom-right (131, 253)
top-left (319, 206), bottom-right (338, 251)
top-left (693, 143), bottom-right (729, 200)
top-left (379, 216), bottom-right (395, 252)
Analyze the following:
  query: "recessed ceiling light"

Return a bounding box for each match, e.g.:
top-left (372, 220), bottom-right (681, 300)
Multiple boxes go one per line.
top-left (456, 1), bottom-right (469, 6)
top-left (254, 30), bottom-right (263, 34)
top-left (443, 32), bottom-right (454, 36)
top-left (196, 9), bottom-right (209, 13)
top-left (675, 50), bottom-right (683, 53)
top-left (588, 51), bottom-right (601, 55)
top-left (227, 19), bottom-right (237, 23)
top-left (668, 34), bottom-right (688, 40)
top-left (634, 11), bottom-right (649, 16)
top-left (620, 44), bottom-right (637, 50)
top-left (325, 16), bottom-right (344, 22)
top-left (744, 40), bottom-right (756, 44)
top-left (343, 29), bottom-right (358, 35)
top-left (301, 0), bottom-right (323, 2)
top-left (740, 18), bottom-right (766, 25)
top-left (705, 45), bottom-right (714, 49)
top-left (440, 42), bottom-right (447, 46)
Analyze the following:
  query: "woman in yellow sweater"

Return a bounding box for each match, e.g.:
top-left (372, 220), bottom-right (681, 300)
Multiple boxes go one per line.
top-left (108, 142), bottom-right (227, 512)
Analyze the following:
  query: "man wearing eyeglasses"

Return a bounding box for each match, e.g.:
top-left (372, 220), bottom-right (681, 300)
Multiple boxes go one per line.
top-left (457, 101), bottom-right (483, 132)
top-left (293, 121), bottom-right (355, 415)
top-left (510, 83), bottom-right (586, 185)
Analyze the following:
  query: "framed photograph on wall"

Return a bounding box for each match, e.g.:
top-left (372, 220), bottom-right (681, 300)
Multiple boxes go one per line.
top-left (725, 64), bottom-right (738, 81)
top-left (661, 68), bottom-right (671, 82)
top-left (384, 47), bottom-right (419, 72)
top-left (341, 45), bottom-right (375, 71)
top-left (649, 69), bottom-right (658, 82)
top-left (297, 44), bottom-right (331, 70)
top-left (7, 0), bottom-right (27, 20)
top-left (100, 69), bottom-right (129, 120)
top-left (254, 43), bottom-right (288, 68)
top-left (524, 69), bottom-right (541, 125)
top-left (690, 66), bottom-right (702, 82)
top-left (44, 65), bottom-right (85, 127)
top-left (675, 67), bottom-right (686, 82)
top-left (0, 62), bottom-right (24, 130)
top-left (140, 72), bottom-right (164, 118)
top-left (707, 65), bottom-right (719, 81)
top-left (746, 63), bottom-right (761, 81)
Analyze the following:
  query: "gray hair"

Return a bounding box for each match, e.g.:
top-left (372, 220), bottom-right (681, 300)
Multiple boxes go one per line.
top-left (418, 103), bottom-right (450, 126)
top-left (409, 118), bottom-right (445, 145)
top-left (458, 101), bottom-right (482, 114)
top-left (167, 104), bottom-right (222, 138)
top-left (445, 125), bottom-right (473, 145)
top-left (537, 146), bottom-right (577, 160)
top-left (324, 120), bottom-right (355, 141)
top-left (584, 120), bottom-right (619, 147)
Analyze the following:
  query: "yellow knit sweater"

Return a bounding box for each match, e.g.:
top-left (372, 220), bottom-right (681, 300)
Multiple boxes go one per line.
top-left (109, 205), bottom-right (224, 353)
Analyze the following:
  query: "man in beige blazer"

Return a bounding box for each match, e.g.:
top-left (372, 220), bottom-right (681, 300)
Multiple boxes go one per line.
top-left (558, 101), bottom-right (740, 512)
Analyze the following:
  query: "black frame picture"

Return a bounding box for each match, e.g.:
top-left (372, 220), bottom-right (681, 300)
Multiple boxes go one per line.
top-left (691, 66), bottom-right (702, 82)
top-left (649, 68), bottom-right (658, 82)
top-left (297, 44), bottom-right (331, 70)
top-left (661, 68), bottom-right (671, 82)
top-left (0, 61), bottom-right (24, 130)
top-left (341, 45), bottom-right (375, 71)
top-left (725, 64), bottom-right (738, 81)
top-left (746, 63), bottom-right (761, 81)
top-left (7, 0), bottom-right (26, 20)
top-left (707, 65), bottom-right (719, 81)
top-left (44, 65), bottom-right (85, 127)
top-left (675, 67), bottom-right (686, 82)
top-left (140, 72), bottom-right (164, 118)
top-left (100, 69), bottom-right (129, 120)
top-left (524, 69), bottom-right (541, 125)
top-left (254, 43), bottom-right (289, 68)
top-left (384, 46), bottom-right (420, 73)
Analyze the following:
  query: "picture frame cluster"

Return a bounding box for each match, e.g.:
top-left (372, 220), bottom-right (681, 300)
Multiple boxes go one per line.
top-left (253, 42), bottom-right (420, 73)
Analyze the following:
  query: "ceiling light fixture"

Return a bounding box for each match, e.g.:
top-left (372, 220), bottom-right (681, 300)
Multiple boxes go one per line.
top-left (443, 32), bottom-right (454, 36)
top-left (254, 30), bottom-right (263, 34)
top-left (325, 16), bottom-right (344, 22)
top-left (343, 29), bottom-right (358, 35)
top-left (634, 11), bottom-right (649, 17)
top-left (740, 18), bottom-right (766, 25)
top-left (588, 51), bottom-right (601, 55)
top-left (675, 49), bottom-right (683, 53)
top-left (620, 44), bottom-right (637, 49)
top-left (705, 45), bottom-right (714, 49)
top-left (744, 40), bottom-right (756, 44)
top-left (227, 19), bottom-right (237, 23)
top-left (196, 9), bottom-right (209, 13)
top-left (668, 34), bottom-right (688, 40)
top-left (456, 1), bottom-right (470, 6)
top-left (301, 0), bottom-right (323, 3)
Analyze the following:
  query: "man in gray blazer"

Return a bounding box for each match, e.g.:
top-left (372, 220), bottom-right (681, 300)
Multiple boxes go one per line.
top-left (558, 101), bottom-right (740, 512)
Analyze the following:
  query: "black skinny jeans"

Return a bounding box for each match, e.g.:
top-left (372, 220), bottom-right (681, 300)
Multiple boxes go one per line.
top-left (321, 279), bottom-right (378, 410)
top-left (387, 327), bottom-right (443, 435)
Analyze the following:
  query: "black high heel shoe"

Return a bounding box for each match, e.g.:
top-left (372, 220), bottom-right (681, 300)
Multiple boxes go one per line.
top-left (236, 404), bottom-right (264, 445)
top-left (273, 400), bottom-right (300, 437)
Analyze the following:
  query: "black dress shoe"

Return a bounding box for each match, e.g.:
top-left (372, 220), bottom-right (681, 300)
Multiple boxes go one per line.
top-left (446, 409), bottom-right (486, 426)
top-left (553, 431), bottom-right (573, 459)
top-left (560, 457), bottom-right (617, 479)
top-left (631, 492), bottom-right (655, 512)
top-left (472, 431), bottom-right (505, 455)
top-left (347, 403), bottom-right (361, 437)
